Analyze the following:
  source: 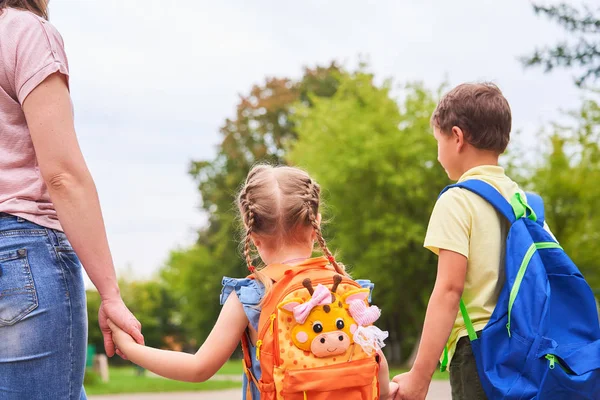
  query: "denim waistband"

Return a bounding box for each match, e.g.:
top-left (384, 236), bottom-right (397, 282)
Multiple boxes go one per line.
top-left (0, 213), bottom-right (73, 250)
top-left (0, 213), bottom-right (49, 232)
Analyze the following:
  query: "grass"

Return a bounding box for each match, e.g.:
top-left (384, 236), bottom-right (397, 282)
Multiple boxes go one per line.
top-left (84, 364), bottom-right (242, 395)
top-left (215, 360), bottom-right (246, 375)
top-left (85, 360), bottom-right (448, 395)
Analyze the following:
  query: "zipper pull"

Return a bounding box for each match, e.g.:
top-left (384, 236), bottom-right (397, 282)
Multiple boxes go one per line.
top-left (545, 354), bottom-right (556, 369)
top-left (256, 340), bottom-right (263, 361)
top-left (270, 314), bottom-right (276, 333)
top-left (506, 322), bottom-right (511, 337)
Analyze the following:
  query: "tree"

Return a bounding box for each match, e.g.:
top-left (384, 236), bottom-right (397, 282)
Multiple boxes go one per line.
top-left (161, 64), bottom-right (343, 344)
top-left (523, 3), bottom-right (600, 86)
top-left (288, 70), bottom-right (448, 363)
top-left (160, 246), bottom-right (223, 344)
top-left (524, 98), bottom-right (600, 289)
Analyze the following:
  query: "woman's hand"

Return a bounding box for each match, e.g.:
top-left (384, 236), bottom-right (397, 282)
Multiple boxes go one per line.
top-left (99, 298), bottom-right (144, 358)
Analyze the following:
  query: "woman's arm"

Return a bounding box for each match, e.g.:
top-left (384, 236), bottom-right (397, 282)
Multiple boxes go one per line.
top-left (110, 292), bottom-right (249, 382)
top-left (22, 72), bottom-right (143, 356)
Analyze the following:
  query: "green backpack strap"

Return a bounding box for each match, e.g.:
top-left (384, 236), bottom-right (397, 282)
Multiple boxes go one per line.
top-left (440, 299), bottom-right (478, 372)
top-left (460, 299), bottom-right (478, 341)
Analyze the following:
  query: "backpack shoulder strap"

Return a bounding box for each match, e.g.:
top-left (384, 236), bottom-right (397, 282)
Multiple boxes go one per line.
top-left (240, 333), bottom-right (258, 399)
top-left (441, 180), bottom-right (516, 224)
top-left (525, 192), bottom-right (545, 226)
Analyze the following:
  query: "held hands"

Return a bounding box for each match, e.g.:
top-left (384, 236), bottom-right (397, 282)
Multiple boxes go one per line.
top-left (392, 371), bottom-right (431, 400)
top-left (387, 381), bottom-right (400, 399)
top-left (107, 319), bottom-right (137, 358)
top-left (98, 296), bottom-right (143, 358)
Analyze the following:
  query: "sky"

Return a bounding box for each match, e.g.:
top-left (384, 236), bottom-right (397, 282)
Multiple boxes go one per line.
top-left (47, 0), bottom-right (584, 284)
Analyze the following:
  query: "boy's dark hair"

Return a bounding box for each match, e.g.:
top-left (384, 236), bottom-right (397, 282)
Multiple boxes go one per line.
top-left (431, 82), bottom-right (512, 153)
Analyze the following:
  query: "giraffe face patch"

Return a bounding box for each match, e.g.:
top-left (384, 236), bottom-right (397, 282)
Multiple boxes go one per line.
top-left (278, 275), bottom-right (369, 358)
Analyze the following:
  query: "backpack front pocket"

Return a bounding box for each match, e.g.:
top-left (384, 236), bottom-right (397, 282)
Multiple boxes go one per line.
top-left (537, 352), bottom-right (600, 399)
top-left (281, 358), bottom-right (378, 400)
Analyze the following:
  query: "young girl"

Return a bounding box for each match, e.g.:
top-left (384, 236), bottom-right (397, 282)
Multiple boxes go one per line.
top-left (109, 165), bottom-right (398, 399)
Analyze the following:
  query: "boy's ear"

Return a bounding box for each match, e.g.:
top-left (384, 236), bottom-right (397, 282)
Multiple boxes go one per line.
top-left (452, 126), bottom-right (466, 152)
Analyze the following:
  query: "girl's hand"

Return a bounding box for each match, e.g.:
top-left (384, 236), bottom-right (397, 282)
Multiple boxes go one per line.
top-left (388, 381), bottom-right (400, 399)
top-left (108, 319), bottom-right (137, 357)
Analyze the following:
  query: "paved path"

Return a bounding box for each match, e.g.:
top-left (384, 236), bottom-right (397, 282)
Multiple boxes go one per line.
top-left (89, 381), bottom-right (451, 399)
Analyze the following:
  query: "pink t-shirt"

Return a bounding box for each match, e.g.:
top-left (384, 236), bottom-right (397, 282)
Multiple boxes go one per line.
top-left (0, 8), bottom-right (69, 231)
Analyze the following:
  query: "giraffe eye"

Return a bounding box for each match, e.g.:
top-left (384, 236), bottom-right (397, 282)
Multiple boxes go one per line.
top-left (313, 322), bottom-right (323, 333)
top-left (336, 318), bottom-right (345, 330)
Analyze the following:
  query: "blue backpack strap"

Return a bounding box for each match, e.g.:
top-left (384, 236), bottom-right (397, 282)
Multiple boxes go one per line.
top-left (525, 192), bottom-right (545, 226)
top-left (440, 180), bottom-right (516, 224)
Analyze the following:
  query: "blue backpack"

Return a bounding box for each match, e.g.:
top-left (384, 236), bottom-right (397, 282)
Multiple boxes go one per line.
top-left (439, 180), bottom-right (600, 399)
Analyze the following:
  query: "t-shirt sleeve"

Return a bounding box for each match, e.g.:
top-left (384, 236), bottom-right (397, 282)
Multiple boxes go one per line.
top-left (423, 188), bottom-right (471, 258)
top-left (13, 14), bottom-right (69, 104)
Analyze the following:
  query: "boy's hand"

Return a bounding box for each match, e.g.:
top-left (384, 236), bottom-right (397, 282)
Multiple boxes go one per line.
top-left (107, 319), bottom-right (136, 358)
top-left (392, 371), bottom-right (430, 400)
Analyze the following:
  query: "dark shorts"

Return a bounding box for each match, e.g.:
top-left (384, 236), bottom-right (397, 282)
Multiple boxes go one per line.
top-left (449, 335), bottom-right (487, 400)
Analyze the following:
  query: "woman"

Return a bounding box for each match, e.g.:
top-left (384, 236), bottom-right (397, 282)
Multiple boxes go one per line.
top-left (0, 1), bottom-right (144, 398)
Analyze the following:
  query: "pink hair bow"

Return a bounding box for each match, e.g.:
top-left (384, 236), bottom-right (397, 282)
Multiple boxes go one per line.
top-left (293, 284), bottom-right (332, 324)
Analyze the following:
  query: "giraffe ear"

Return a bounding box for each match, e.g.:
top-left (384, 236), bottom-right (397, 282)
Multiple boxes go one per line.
top-left (341, 289), bottom-right (370, 305)
top-left (278, 298), bottom-right (305, 315)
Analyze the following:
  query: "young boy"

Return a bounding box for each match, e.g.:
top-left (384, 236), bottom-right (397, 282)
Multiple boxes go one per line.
top-left (393, 83), bottom-right (553, 400)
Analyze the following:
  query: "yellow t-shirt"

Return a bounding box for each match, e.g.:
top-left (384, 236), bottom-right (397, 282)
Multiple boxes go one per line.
top-left (424, 165), bottom-right (527, 365)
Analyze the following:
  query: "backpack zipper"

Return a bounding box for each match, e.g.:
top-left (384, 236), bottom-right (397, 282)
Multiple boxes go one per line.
top-left (545, 354), bottom-right (570, 374)
top-left (545, 354), bottom-right (556, 369)
top-left (507, 242), bottom-right (562, 337)
top-left (256, 314), bottom-right (277, 361)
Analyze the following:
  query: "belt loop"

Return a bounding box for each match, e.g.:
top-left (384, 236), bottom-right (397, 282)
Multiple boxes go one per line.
top-left (46, 229), bottom-right (60, 246)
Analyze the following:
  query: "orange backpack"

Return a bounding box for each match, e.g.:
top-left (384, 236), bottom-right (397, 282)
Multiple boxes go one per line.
top-left (241, 257), bottom-right (384, 400)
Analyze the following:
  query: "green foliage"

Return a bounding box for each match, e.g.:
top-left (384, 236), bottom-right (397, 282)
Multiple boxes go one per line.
top-left (86, 279), bottom-right (183, 359)
top-left (523, 98), bottom-right (600, 289)
top-left (160, 245), bottom-right (224, 344)
top-left (86, 290), bottom-right (103, 353)
top-left (523, 2), bottom-right (600, 86)
top-left (118, 279), bottom-right (182, 349)
top-left (288, 70), bottom-right (449, 361)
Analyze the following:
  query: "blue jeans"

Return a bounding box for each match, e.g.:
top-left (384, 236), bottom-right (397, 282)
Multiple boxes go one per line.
top-left (0, 213), bottom-right (87, 399)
